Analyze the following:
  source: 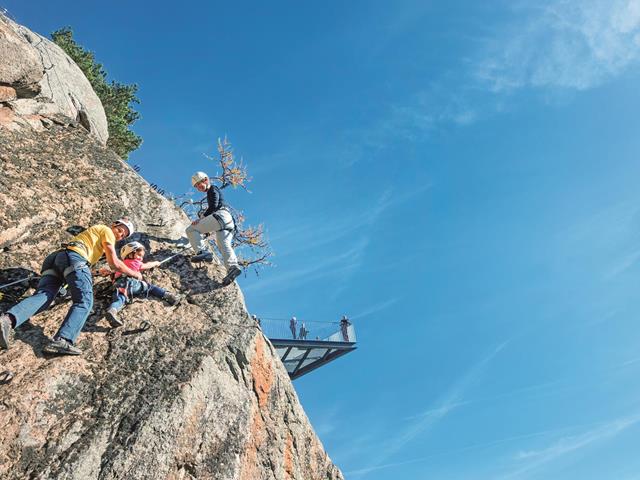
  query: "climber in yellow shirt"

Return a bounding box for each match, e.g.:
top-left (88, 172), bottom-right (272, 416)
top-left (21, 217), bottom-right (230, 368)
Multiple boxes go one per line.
top-left (0, 219), bottom-right (143, 355)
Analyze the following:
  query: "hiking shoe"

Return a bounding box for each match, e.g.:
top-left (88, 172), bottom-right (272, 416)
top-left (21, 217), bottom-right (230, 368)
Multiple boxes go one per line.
top-left (0, 314), bottom-right (13, 350)
top-left (163, 292), bottom-right (182, 306)
top-left (43, 337), bottom-right (82, 356)
top-left (222, 265), bottom-right (242, 286)
top-left (191, 250), bottom-right (214, 263)
top-left (105, 308), bottom-right (123, 328)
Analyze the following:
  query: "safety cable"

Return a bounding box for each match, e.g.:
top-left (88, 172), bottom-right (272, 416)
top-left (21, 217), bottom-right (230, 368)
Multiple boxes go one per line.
top-left (0, 275), bottom-right (35, 291)
top-left (258, 316), bottom-right (343, 324)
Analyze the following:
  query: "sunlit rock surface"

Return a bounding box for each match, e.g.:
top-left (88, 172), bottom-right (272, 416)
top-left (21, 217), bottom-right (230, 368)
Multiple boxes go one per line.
top-left (0, 14), bottom-right (108, 144)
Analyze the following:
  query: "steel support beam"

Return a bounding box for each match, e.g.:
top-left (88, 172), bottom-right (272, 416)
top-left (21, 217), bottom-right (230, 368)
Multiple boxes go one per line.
top-left (281, 346), bottom-right (293, 362)
top-left (292, 347), bottom-right (313, 377)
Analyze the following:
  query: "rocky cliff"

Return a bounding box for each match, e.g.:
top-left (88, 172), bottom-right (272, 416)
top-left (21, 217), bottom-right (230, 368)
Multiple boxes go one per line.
top-left (0, 14), bottom-right (108, 144)
top-left (0, 18), bottom-right (343, 480)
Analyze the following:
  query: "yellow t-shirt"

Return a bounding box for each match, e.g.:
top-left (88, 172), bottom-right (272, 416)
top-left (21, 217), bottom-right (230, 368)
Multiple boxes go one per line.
top-left (67, 224), bottom-right (116, 265)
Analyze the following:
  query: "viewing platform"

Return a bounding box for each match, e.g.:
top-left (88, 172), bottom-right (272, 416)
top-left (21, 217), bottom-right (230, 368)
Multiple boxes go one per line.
top-left (257, 317), bottom-right (357, 380)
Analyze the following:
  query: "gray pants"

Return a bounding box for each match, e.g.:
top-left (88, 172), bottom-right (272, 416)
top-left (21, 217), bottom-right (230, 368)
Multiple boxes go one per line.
top-left (186, 210), bottom-right (238, 269)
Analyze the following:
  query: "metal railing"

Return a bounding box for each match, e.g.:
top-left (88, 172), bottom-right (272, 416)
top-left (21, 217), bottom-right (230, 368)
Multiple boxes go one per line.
top-left (257, 317), bottom-right (356, 343)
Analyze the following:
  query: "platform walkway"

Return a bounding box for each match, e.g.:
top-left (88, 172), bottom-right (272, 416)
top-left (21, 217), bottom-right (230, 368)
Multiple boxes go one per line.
top-left (258, 318), bottom-right (357, 380)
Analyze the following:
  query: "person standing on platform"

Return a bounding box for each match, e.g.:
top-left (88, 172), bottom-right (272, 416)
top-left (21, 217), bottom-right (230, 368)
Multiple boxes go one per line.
top-left (299, 322), bottom-right (308, 340)
top-left (340, 315), bottom-right (352, 342)
top-left (289, 316), bottom-right (297, 339)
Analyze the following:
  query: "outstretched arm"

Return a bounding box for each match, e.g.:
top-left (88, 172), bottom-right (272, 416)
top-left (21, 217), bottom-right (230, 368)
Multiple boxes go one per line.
top-left (140, 260), bottom-right (161, 270)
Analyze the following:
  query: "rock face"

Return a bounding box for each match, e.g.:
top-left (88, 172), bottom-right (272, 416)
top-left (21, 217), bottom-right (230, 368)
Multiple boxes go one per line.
top-left (0, 14), bottom-right (109, 144)
top-left (0, 24), bottom-right (343, 480)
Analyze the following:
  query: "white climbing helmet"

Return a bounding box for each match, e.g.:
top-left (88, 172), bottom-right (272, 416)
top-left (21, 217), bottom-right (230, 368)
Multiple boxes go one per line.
top-left (114, 218), bottom-right (135, 237)
top-left (191, 171), bottom-right (209, 186)
top-left (120, 241), bottom-right (145, 259)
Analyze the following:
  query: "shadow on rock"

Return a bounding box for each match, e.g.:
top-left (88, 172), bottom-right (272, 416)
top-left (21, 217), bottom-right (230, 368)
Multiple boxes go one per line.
top-left (0, 267), bottom-right (39, 309)
top-left (162, 256), bottom-right (229, 297)
top-left (13, 321), bottom-right (50, 358)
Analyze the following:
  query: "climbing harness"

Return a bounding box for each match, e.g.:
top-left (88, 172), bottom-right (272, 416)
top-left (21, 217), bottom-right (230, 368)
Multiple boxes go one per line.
top-left (64, 240), bottom-right (89, 255)
top-left (211, 208), bottom-right (237, 234)
top-left (40, 242), bottom-right (90, 280)
top-left (113, 276), bottom-right (149, 304)
top-left (41, 262), bottom-right (87, 280)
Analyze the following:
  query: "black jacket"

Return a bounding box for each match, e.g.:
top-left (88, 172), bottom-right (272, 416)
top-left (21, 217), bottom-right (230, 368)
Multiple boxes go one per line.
top-left (203, 185), bottom-right (224, 217)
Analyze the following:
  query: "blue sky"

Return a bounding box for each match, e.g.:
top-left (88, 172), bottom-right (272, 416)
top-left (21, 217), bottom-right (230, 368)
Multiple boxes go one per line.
top-left (4, 1), bottom-right (640, 478)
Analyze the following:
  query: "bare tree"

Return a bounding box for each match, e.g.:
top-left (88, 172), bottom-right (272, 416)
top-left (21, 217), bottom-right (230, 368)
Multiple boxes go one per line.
top-left (210, 137), bottom-right (251, 190)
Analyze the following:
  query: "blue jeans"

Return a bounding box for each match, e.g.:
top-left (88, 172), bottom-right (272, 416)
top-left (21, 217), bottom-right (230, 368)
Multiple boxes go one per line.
top-left (109, 278), bottom-right (166, 312)
top-left (7, 250), bottom-right (93, 344)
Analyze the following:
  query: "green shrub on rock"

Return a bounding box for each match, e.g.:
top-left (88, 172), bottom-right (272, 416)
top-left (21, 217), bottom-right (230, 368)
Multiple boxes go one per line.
top-left (51, 27), bottom-right (142, 160)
